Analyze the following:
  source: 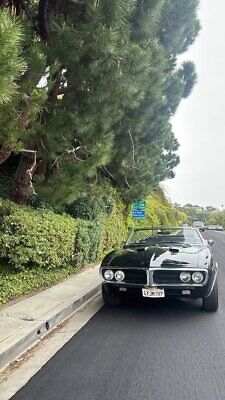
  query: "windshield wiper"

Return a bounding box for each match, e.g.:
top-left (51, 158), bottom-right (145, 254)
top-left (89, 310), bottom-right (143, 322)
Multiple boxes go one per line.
top-left (125, 241), bottom-right (148, 247)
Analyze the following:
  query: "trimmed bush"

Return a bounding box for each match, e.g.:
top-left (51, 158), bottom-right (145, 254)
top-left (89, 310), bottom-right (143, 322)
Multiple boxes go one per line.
top-left (0, 199), bottom-right (77, 269)
top-left (97, 199), bottom-right (127, 260)
top-left (0, 194), bottom-right (127, 305)
top-left (73, 219), bottom-right (102, 267)
top-left (66, 187), bottom-right (128, 261)
top-left (0, 263), bottom-right (77, 305)
top-left (0, 195), bottom-right (127, 273)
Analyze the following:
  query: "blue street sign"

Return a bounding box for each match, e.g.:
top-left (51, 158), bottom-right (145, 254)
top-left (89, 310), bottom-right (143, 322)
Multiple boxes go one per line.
top-left (132, 209), bottom-right (146, 219)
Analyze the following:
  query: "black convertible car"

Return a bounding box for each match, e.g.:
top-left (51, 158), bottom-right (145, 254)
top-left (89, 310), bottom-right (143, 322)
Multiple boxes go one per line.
top-left (100, 227), bottom-right (218, 311)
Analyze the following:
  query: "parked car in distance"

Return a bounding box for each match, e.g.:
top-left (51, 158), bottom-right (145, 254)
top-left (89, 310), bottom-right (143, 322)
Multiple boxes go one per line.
top-left (192, 220), bottom-right (205, 231)
top-left (207, 225), bottom-right (216, 230)
top-left (207, 225), bottom-right (224, 231)
top-left (215, 225), bottom-right (224, 231)
top-left (100, 227), bottom-right (218, 311)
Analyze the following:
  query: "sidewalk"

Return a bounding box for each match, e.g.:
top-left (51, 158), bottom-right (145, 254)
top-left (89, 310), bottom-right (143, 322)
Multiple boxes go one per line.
top-left (0, 265), bottom-right (101, 371)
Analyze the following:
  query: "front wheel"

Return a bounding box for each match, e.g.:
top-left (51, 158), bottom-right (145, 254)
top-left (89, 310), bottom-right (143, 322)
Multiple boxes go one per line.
top-left (202, 279), bottom-right (218, 312)
top-left (102, 284), bottom-right (121, 306)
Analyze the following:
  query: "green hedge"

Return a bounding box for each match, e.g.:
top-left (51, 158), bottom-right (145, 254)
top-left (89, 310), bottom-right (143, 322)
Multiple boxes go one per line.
top-left (0, 192), bottom-right (185, 273)
top-left (0, 200), bottom-right (77, 269)
top-left (0, 195), bottom-right (128, 305)
top-left (66, 187), bottom-right (128, 261)
top-left (73, 219), bottom-right (101, 267)
top-left (0, 263), bottom-right (77, 305)
top-left (0, 196), bottom-right (127, 272)
top-left (97, 201), bottom-right (127, 260)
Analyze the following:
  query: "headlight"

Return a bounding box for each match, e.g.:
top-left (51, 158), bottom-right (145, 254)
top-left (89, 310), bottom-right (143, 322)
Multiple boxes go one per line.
top-left (192, 272), bottom-right (204, 284)
top-left (180, 272), bottom-right (191, 283)
top-left (103, 270), bottom-right (114, 281)
top-left (115, 270), bottom-right (125, 282)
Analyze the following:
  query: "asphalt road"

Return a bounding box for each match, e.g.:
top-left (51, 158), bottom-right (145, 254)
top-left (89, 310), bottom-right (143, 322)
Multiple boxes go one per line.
top-left (11, 231), bottom-right (225, 400)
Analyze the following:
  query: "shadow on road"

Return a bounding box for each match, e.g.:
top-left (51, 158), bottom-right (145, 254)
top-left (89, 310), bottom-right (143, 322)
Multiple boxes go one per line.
top-left (101, 294), bottom-right (215, 324)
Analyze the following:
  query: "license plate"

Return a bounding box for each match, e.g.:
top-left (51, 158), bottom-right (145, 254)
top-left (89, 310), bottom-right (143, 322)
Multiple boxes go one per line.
top-left (142, 288), bottom-right (165, 298)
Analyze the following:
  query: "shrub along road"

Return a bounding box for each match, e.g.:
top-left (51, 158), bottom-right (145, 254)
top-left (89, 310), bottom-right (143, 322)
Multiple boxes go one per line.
top-left (10, 231), bottom-right (225, 400)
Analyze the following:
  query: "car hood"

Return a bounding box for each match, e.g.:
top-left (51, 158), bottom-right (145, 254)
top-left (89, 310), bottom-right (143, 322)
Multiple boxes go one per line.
top-left (102, 245), bottom-right (210, 269)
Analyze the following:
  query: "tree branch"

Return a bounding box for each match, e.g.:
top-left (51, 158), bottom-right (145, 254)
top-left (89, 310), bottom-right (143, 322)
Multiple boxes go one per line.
top-left (128, 130), bottom-right (135, 167)
top-left (52, 146), bottom-right (89, 168)
top-left (24, 150), bottom-right (37, 196)
top-left (124, 175), bottom-right (132, 191)
top-left (38, 0), bottom-right (50, 43)
top-left (99, 166), bottom-right (117, 185)
top-left (66, 0), bottom-right (84, 4)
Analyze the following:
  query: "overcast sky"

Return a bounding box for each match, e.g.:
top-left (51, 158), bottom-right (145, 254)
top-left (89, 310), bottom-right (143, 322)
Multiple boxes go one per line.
top-left (164, 0), bottom-right (225, 209)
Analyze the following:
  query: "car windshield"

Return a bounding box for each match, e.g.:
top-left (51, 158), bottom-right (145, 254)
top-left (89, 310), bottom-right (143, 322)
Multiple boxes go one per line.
top-left (126, 227), bottom-right (203, 247)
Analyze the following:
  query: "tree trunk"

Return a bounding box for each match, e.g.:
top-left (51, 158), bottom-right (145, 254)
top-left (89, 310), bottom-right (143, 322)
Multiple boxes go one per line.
top-left (35, 159), bottom-right (47, 176)
top-left (0, 146), bottom-right (12, 165)
top-left (38, 0), bottom-right (50, 43)
top-left (10, 151), bottom-right (37, 205)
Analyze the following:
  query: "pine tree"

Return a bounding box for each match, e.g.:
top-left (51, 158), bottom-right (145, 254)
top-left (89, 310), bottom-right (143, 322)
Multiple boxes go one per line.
top-left (0, 0), bottom-right (200, 205)
top-left (105, 0), bottom-right (200, 202)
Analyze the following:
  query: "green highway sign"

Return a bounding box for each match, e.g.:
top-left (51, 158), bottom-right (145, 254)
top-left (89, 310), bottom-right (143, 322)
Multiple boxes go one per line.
top-left (132, 200), bottom-right (147, 210)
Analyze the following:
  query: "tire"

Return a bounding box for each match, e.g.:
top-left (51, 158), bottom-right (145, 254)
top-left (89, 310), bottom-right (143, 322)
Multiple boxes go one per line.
top-left (102, 284), bottom-right (121, 306)
top-left (202, 279), bottom-right (218, 312)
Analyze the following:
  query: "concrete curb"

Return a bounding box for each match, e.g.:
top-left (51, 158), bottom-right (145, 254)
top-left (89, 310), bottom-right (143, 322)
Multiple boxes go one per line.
top-left (0, 320), bottom-right (47, 371)
top-left (0, 269), bottom-right (101, 371)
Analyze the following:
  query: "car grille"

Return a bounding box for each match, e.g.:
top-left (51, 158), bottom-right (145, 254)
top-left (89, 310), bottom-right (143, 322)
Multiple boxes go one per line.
top-left (122, 269), bottom-right (147, 284)
top-left (153, 270), bottom-right (181, 284)
top-left (102, 268), bottom-right (147, 285)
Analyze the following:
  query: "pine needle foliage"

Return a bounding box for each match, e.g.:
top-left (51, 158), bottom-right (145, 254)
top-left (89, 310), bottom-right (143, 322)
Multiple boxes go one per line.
top-left (0, 10), bottom-right (26, 104)
top-left (0, 0), bottom-right (200, 205)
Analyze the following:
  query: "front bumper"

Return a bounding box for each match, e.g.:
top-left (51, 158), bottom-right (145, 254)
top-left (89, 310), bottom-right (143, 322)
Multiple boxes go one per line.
top-left (101, 265), bottom-right (218, 300)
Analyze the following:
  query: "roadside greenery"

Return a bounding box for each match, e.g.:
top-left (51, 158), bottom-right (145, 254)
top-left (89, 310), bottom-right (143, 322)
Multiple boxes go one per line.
top-left (128, 192), bottom-right (187, 229)
top-left (0, 191), bottom-right (185, 305)
top-left (0, 204), bottom-right (77, 269)
top-left (177, 203), bottom-right (225, 228)
top-left (0, 263), bottom-right (77, 305)
top-left (206, 211), bottom-right (225, 227)
top-left (176, 204), bottom-right (211, 224)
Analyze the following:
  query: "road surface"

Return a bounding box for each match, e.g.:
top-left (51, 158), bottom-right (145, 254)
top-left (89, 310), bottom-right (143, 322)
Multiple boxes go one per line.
top-left (11, 231), bottom-right (225, 400)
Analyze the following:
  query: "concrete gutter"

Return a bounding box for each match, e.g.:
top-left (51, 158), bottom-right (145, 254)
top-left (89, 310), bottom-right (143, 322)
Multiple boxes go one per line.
top-left (0, 265), bottom-right (101, 371)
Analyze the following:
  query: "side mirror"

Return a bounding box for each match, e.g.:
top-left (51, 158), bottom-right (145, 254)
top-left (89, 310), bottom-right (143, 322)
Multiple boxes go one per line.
top-left (208, 239), bottom-right (214, 247)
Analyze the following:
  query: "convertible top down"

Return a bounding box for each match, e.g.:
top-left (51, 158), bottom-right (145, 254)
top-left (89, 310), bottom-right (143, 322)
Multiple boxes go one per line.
top-left (100, 227), bottom-right (218, 311)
